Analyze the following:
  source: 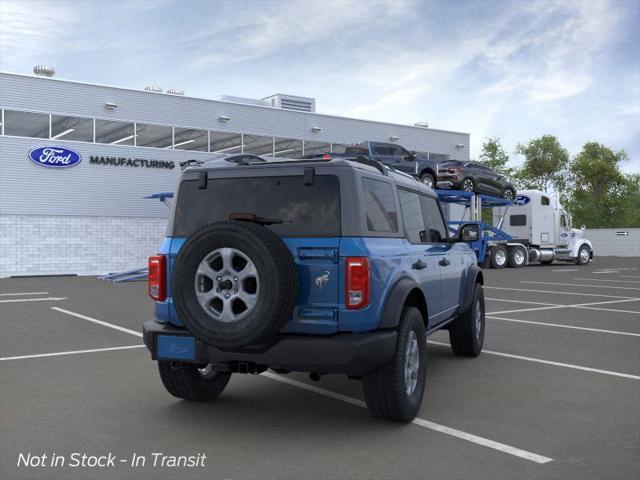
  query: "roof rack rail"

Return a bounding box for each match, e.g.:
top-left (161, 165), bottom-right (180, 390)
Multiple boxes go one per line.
top-left (347, 155), bottom-right (387, 175)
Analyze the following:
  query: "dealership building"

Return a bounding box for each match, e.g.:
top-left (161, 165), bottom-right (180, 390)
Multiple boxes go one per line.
top-left (0, 69), bottom-right (470, 277)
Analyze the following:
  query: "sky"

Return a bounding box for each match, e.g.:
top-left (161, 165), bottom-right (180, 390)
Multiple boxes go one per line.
top-left (1, 0), bottom-right (639, 172)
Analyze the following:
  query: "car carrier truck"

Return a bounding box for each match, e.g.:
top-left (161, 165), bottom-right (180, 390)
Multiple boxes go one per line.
top-left (439, 189), bottom-right (594, 268)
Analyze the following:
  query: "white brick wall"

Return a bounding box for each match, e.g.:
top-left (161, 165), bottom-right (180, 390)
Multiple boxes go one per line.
top-left (0, 214), bottom-right (167, 277)
top-left (586, 228), bottom-right (640, 257)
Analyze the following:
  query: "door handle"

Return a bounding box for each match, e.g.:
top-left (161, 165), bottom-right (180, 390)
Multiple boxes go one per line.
top-left (439, 258), bottom-right (451, 267)
top-left (412, 260), bottom-right (427, 270)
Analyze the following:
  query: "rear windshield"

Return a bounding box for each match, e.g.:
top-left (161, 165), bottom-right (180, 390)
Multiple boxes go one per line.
top-left (172, 175), bottom-right (341, 237)
top-left (439, 160), bottom-right (462, 167)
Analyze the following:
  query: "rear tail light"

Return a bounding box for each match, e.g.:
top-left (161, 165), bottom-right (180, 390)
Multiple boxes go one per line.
top-left (346, 257), bottom-right (370, 309)
top-left (322, 154), bottom-right (332, 160)
top-left (148, 255), bottom-right (166, 301)
top-left (448, 167), bottom-right (461, 173)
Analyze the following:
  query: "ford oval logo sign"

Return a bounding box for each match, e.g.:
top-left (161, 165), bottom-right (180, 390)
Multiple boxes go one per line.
top-left (514, 195), bottom-right (530, 206)
top-left (28, 146), bottom-right (82, 168)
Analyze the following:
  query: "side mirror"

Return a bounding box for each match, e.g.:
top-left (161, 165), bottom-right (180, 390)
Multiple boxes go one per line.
top-left (458, 224), bottom-right (480, 242)
top-left (405, 151), bottom-right (416, 161)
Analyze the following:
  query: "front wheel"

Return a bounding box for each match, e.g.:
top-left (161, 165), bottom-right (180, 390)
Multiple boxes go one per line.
top-left (420, 172), bottom-right (435, 189)
top-left (158, 361), bottom-right (232, 401)
top-left (449, 283), bottom-right (485, 356)
top-left (503, 187), bottom-right (515, 201)
top-left (362, 306), bottom-right (427, 422)
top-left (576, 245), bottom-right (591, 265)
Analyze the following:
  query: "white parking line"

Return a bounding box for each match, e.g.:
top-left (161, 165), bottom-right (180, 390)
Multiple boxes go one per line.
top-left (262, 372), bottom-right (553, 464)
top-left (487, 298), bottom-right (640, 316)
top-left (0, 345), bottom-right (145, 362)
top-left (51, 307), bottom-right (143, 338)
top-left (428, 341), bottom-right (640, 380)
top-left (620, 275), bottom-right (640, 279)
top-left (485, 286), bottom-right (637, 299)
top-left (0, 297), bottom-right (66, 303)
top-left (487, 315), bottom-right (640, 337)
top-left (552, 269), bottom-right (578, 272)
top-left (521, 281), bottom-right (640, 291)
top-left (486, 298), bottom-right (558, 307)
top-left (573, 278), bottom-right (640, 284)
top-left (0, 292), bottom-right (49, 296)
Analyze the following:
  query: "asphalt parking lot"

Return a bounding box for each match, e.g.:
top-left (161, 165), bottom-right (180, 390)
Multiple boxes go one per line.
top-left (1, 257), bottom-right (639, 480)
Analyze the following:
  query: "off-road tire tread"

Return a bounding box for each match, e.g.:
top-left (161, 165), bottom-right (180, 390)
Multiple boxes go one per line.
top-left (362, 307), bottom-right (426, 422)
top-left (449, 283), bottom-right (484, 357)
top-left (173, 221), bottom-right (299, 348)
top-left (158, 361), bottom-right (231, 401)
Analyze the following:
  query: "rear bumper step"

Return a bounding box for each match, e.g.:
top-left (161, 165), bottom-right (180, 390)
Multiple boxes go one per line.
top-left (143, 319), bottom-right (397, 375)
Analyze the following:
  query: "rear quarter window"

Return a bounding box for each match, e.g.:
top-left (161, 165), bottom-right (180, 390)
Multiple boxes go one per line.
top-left (172, 175), bottom-right (341, 237)
top-left (361, 177), bottom-right (398, 233)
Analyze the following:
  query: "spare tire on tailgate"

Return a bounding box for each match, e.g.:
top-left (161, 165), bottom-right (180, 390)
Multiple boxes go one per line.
top-left (172, 221), bottom-right (298, 349)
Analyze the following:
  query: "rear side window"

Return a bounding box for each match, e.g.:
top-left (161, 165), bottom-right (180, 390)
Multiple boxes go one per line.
top-left (362, 178), bottom-right (398, 233)
top-left (510, 215), bottom-right (527, 226)
top-left (420, 196), bottom-right (448, 243)
top-left (541, 196), bottom-right (550, 206)
top-left (173, 175), bottom-right (341, 237)
top-left (398, 189), bottom-right (426, 243)
top-left (345, 146), bottom-right (369, 156)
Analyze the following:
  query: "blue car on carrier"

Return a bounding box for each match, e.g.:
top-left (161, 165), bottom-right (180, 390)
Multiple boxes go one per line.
top-left (144, 155), bottom-right (485, 422)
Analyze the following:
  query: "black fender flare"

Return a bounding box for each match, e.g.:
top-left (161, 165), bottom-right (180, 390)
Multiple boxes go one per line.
top-left (459, 265), bottom-right (483, 314)
top-left (378, 278), bottom-right (425, 329)
top-left (419, 167), bottom-right (436, 179)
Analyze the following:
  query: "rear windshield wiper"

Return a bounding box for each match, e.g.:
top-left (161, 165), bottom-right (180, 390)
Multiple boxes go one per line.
top-left (229, 212), bottom-right (290, 226)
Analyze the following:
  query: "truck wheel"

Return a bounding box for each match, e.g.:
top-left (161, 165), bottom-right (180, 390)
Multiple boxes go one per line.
top-left (420, 172), bottom-right (435, 188)
top-left (507, 246), bottom-right (526, 268)
top-left (576, 245), bottom-right (591, 265)
top-left (461, 178), bottom-right (475, 192)
top-left (449, 283), bottom-right (484, 357)
top-left (362, 306), bottom-right (427, 422)
top-left (172, 221), bottom-right (299, 349)
top-left (489, 245), bottom-right (507, 269)
top-left (158, 361), bottom-right (231, 401)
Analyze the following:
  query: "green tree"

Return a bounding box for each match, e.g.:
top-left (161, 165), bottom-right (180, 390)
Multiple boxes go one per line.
top-left (515, 135), bottom-right (569, 193)
top-left (566, 142), bottom-right (637, 228)
top-left (479, 137), bottom-right (513, 176)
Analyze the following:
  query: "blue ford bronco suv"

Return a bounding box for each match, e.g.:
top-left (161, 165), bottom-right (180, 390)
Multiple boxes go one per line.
top-left (143, 155), bottom-right (485, 422)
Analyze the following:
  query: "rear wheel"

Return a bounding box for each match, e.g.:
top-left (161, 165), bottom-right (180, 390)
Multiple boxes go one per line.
top-left (420, 172), bottom-right (435, 189)
top-left (507, 246), bottom-right (526, 268)
top-left (449, 283), bottom-right (484, 356)
top-left (490, 245), bottom-right (508, 269)
top-left (461, 178), bottom-right (475, 192)
top-left (158, 361), bottom-right (231, 401)
top-left (362, 306), bottom-right (427, 422)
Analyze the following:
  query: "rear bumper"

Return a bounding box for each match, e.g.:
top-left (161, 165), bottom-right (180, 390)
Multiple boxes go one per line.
top-left (143, 319), bottom-right (397, 375)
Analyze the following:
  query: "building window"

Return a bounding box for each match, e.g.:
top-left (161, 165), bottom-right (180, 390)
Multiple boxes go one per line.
top-left (331, 144), bottom-right (348, 154)
top-left (304, 140), bottom-right (331, 157)
top-left (274, 137), bottom-right (303, 158)
top-left (3, 110), bottom-right (49, 138)
top-left (244, 134), bottom-right (273, 156)
top-left (362, 177), bottom-right (398, 233)
top-left (95, 119), bottom-right (135, 145)
top-left (135, 123), bottom-right (173, 149)
top-left (173, 127), bottom-right (208, 151)
top-left (51, 115), bottom-right (93, 142)
top-left (210, 131), bottom-right (243, 154)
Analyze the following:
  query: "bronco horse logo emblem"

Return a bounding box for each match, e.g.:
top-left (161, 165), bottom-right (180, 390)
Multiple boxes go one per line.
top-left (314, 270), bottom-right (330, 289)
